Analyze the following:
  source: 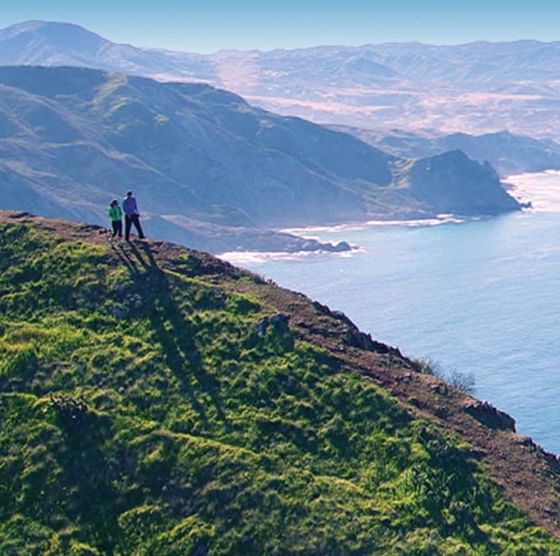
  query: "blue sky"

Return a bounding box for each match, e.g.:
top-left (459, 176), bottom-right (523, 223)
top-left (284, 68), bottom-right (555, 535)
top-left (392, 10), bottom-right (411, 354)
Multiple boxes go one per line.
top-left (1, 0), bottom-right (559, 52)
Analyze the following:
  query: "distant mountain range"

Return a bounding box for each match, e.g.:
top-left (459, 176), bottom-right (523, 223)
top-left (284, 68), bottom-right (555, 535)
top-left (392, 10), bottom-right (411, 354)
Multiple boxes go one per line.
top-left (0, 65), bottom-right (520, 252)
top-left (3, 21), bottom-right (560, 140)
top-left (331, 128), bottom-right (560, 177)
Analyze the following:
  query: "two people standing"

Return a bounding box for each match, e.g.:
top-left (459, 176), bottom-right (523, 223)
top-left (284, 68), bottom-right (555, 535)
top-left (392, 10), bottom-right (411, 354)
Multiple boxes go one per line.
top-left (107, 191), bottom-right (146, 241)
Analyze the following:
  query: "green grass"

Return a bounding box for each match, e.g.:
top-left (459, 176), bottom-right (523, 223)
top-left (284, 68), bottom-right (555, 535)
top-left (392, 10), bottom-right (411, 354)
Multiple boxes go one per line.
top-left (0, 222), bottom-right (558, 555)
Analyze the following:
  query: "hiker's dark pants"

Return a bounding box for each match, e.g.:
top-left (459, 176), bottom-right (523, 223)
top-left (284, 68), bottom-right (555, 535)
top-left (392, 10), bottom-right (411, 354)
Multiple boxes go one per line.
top-left (111, 220), bottom-right (123, 238)
top-left (125, 214), bottom-right (145, 240)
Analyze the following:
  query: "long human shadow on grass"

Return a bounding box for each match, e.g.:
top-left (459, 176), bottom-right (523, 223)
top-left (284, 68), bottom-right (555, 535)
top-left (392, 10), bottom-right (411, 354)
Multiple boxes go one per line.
top-left (114, 242), bottom-right (228, 428)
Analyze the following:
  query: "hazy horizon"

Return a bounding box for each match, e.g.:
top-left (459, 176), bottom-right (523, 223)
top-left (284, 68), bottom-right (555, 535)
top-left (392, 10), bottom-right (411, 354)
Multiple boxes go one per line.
top-left (1, 0), bottom-right (560, 53)
top-left (5, 19), bottom-right (560, 56)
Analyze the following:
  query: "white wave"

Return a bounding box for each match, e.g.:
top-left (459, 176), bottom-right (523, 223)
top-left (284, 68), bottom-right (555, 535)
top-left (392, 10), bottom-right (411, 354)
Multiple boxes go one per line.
top-left (507, 170), bottom-right (560, 212)
top-left (218, 246), bottom-right (364, 265)
top-left (281, 215), bottom-right (467, 236)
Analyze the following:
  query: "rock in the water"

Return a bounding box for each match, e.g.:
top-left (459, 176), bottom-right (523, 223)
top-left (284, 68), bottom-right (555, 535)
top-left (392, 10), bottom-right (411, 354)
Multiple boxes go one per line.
top-left (332, 241), bottom-right (352, 252)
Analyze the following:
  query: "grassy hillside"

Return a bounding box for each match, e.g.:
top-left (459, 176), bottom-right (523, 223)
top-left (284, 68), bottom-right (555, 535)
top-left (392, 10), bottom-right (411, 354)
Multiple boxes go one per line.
top-left (0, 212), bottom-right (558, 555)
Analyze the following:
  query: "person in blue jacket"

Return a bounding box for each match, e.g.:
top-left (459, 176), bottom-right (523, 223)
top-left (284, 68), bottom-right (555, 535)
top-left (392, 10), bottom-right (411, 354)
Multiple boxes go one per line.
top-left (122, 191), bottom-right (146, 241)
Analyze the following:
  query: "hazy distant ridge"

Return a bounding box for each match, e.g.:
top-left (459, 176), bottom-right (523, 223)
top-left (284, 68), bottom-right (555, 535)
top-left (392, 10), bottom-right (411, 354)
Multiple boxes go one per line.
top-left (3, 21), bottom-right (560, 139)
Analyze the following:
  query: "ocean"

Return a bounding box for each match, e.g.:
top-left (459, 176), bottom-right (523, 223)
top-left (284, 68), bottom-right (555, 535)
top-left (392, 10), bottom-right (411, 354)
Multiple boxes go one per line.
top-left (223, 171), bottom-right (560, 454)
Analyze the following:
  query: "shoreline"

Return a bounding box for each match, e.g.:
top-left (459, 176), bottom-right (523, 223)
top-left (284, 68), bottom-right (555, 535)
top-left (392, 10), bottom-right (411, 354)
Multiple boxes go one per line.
top-left (281, 214), bottom-right (471, 237)
top-left (218, 215), bottom-right (474, 264)
top-left (221, 170), bottom-right (560, 264)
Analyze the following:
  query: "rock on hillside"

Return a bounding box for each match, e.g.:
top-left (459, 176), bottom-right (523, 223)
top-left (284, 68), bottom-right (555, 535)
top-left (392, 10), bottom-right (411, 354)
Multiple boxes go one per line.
top-left (1, 211), bottom-right (560, 554)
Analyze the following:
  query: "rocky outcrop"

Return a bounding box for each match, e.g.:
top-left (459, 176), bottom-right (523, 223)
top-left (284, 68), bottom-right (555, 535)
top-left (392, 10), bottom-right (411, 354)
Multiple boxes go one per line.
top-left (255, 313), bottom-right (290, 338)
top-left (311, 303), bottom-right (404, 357)
top-left (409, 150), bottom-right (521, 216)
top-left (254, 313), bottom-right (294, 351)
top-left (463, 400), bottom-right (516, 431)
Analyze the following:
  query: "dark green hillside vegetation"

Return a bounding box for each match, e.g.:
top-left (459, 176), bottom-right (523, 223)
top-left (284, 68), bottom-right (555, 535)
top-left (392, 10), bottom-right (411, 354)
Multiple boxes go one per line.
top-left (0, 213), bottom-right (559, 555)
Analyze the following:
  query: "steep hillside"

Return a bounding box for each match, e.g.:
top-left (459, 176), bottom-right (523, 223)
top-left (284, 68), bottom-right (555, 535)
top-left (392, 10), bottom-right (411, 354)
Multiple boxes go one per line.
top-left (4, 22), bottom-right (560, 139)
top-left (0, 65), bottom-right (519, 253)
top-left (2, 211), bottom-right (560, 554)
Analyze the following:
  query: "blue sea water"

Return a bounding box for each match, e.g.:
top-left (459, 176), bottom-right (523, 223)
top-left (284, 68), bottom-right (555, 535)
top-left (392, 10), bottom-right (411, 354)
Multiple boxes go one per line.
top-left (240, 209), bottom-right (560, 454)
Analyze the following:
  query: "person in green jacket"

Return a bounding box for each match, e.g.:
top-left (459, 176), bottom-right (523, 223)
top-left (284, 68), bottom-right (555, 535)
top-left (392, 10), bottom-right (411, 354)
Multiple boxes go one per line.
top-left (107, 199), bottom-right (123, 241)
